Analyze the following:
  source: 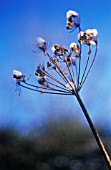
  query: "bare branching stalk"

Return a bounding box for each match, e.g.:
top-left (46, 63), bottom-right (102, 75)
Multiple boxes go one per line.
top-left (13, 10), bottom-right (111, 169)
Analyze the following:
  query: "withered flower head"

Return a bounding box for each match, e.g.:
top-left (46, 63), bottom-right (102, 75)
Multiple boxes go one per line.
top-left (65, 55), bottom-right (76, 66)
top-left (38, 78), bottom-right (46, 85)
top-left (66, 10), bottom-right (80, 30)
top-left (35, 64), bottom-right (46, 78)
top-left (36, 37), bottom-right (47, 55)
top-left (52, 44), bottom-right (68, 56)
top-left (66, 10), bottom-right (79, 19)
top-left (85, 29), bottom-right (98, 37)
top-left (70, 42), bottom-right (80, 53)
top-left (13, 70), bottom-right (25, 82)
top-left (78, 29), bottom-right (98, 45)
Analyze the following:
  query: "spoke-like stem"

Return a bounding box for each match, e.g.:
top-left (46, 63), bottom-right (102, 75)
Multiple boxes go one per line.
top-left (54, 69), bottom-right (68, 83)
top-left (47, 52), bottom-right (74, 90)
top-left (77, 43), bottom-right (82, 88)
top-left (24, 81), bottom-right (70, 94)
top-left (65, 59), bottom-right (76, 89)
top-left (80, 43), bottom-right (98, 89)
top-left (80, 46), bottom-right (91, 86)
top-left (78, 25), bottom-right (81, 32)
top-left (75, 92), bottom-right (111, 169)
top-left (45, 80), bottom-right (71, 92)
top-left (44, 70), bottom-right (67, 88)
top-left (56, 64), bottom-right (74, 90)
top-left (24, 81), bottom-right (44, 89)
top-left (75, 64), bottom-right (78, 85)
top-left (72, 68), bottom-right (75, 81)
top-left (20, 83), bottom-right (72, 95)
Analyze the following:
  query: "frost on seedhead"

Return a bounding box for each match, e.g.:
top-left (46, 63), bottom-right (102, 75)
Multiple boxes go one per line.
top-left (51, 44), bottom-right (68, 56)
top-left (36, 37), bottom-right (47, 55)
top-left (66, 10), bottom-right (80, 30)
top-left (78, 29), bottom-right (98, 45)
top-left (70, 42), bottom-right (80, 53)
top-left (51, 44), bottom-right (62, 53)
top-left (13, 70), bottom-right (26, 85)
top-left (66, 10), bottom-right (79, 19)
top-left (85, 29), bottom-right (98, 37)
top-left (13, 70), bottom-right (24, 79)
top-left (36, 37), bottom-right (46, 45)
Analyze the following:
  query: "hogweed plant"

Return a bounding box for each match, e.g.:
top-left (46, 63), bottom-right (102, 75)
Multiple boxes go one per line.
top-left (13, 10), bottom-right (111, 169)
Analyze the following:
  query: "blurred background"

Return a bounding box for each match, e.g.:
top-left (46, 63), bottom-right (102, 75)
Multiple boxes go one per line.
top-left (0, 0), bottom-right (111, 169)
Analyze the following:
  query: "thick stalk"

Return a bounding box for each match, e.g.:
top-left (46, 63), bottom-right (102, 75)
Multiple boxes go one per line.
top-left (75, 92), bottom-right (111, 169)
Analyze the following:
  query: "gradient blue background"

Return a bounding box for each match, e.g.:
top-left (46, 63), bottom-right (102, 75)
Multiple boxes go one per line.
top-left (0, 0), bottom-right (111, 134)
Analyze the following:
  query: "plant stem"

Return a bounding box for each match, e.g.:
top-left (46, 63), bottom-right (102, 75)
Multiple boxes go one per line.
top-left (75, 92), bottom-right (111, 169)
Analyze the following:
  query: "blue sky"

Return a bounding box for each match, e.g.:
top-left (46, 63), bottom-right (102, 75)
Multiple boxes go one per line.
top-left (0, 0), bottom-right (111, 134)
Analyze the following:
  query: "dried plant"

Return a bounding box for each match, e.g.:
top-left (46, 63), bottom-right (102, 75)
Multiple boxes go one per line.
top-left (13, 10), bottom-right (111, 169)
